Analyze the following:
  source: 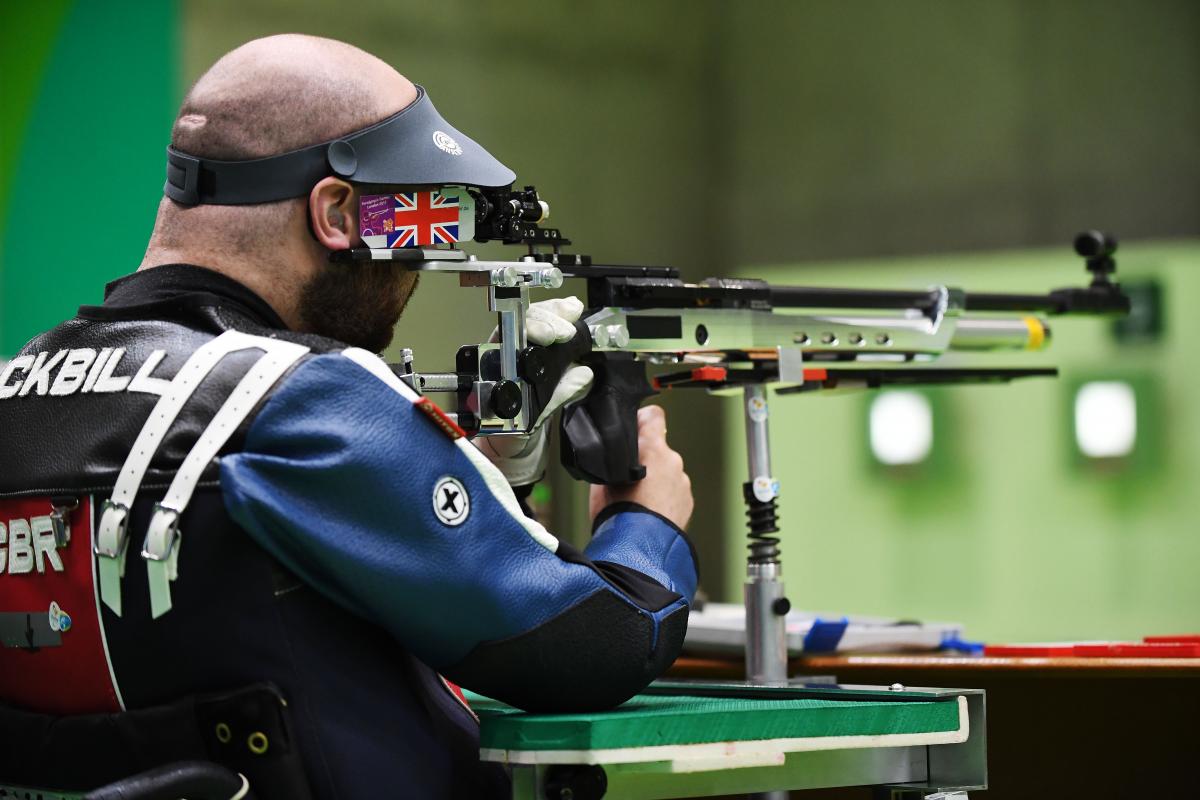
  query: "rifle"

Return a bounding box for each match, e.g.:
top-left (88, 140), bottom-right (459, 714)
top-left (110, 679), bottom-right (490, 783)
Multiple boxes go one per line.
top-left (334, 184), bottom-right (1128, 484)
top-left (333, 185), bottom-right (1130, 682)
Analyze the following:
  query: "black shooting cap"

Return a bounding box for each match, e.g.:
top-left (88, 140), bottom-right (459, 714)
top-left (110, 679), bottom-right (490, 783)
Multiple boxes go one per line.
top-left (164, 85), bottom-right (516, 205)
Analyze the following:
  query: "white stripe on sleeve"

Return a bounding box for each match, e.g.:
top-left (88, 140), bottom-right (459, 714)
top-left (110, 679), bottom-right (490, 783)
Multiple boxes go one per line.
top-left (341, 348), bottom-right (560, 553)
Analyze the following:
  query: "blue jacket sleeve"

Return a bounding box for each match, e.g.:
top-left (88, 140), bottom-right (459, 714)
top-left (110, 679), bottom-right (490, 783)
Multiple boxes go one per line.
top-left (220, 348), bottom-right (698, 711)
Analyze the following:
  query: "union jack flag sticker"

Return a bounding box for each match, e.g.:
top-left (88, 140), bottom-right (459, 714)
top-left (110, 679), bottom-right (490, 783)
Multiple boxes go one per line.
top-left (391, 191), bottom-right (459, 248)
top-left (359, 189), bottom-right (475, 249)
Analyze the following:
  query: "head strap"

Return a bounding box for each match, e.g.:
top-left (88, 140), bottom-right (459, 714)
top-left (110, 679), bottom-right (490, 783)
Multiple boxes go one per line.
top-left (164, 85), bottom-right (515, 205)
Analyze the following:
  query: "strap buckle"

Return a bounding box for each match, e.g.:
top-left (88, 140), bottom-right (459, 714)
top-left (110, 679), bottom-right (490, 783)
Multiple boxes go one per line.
top-left (96, 499), bottom-right (132, 616)
top-left (95, 499), bottom-right (130, 558)
top-left (49, 496), bottom-right (79, 547)
top-left (164, 147), bottom-right (202, 205)
top-left (142, 503), bottom-right (182, 562)
top-left (144, 503), bottom-right (184, 619)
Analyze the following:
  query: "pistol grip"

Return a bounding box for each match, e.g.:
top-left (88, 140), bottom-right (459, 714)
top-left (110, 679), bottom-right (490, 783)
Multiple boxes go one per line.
top-left (559, 353), bottom-right (656, 485)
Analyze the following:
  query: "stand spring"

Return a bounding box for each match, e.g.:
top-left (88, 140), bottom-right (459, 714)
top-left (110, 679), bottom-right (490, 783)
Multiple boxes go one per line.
top-left (743, 481), bottom-right (780, 564)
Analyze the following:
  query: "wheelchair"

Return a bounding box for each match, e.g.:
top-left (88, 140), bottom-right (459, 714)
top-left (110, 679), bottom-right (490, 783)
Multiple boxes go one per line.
top-left (0, 684), bottom-right (310, 800)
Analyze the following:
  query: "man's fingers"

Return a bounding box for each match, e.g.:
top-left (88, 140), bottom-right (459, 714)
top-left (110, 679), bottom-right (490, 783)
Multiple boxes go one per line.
top-left (597, 404), bottom-right (694, 532)
top-left (638, 404), bottom-right (667, 426)
top-left (536, 296), bottom-right (584, 323)
top-left (526, 306), bottom-right (578, 345)
top-left (525, 311), bottom-right (569, 345)
top-left (525, 297), bottom-right (585, 345)
top-left (524, 317), bottom-right (553, 346)
top-left (637, 405), bottom-right (668, 441)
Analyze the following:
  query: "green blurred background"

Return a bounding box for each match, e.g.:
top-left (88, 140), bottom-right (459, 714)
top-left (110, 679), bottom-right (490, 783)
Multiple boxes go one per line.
top-left (2, 0), bottom-right (1197, 641)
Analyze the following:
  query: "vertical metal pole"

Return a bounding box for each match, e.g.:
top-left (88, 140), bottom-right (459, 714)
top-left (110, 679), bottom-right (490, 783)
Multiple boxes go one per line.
top-left (743, 384), bottom-right (788, 685)
top-left (494, 286), bottom-right (527, 382)
top-left (746, 562), bottom-right (787, 684)
top-left (490, 282), bottom-right (533, 432)
top-left (743, 384), bottom-right (790, 800)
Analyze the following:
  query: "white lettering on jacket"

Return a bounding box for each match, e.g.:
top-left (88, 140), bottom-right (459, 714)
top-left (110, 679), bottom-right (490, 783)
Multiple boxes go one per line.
top-left (17, 350), bottom-right (67, 397)
top-left (0, 517), bottom-right (65, 575)
top-left (0, 356), bottom-right (34, 400)
top-left (49, 348), bottom-right (97, 395)
top-left (0, 348), bottom-right (169, 401)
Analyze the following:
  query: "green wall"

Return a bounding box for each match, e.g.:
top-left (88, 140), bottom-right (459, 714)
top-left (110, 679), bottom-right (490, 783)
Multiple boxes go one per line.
top-left (0, 1), bottom-right (178, 354)
top-left (723, 241), bottom-right (1200, 641)
top-left (717, 1), bottom-right (1200, 264)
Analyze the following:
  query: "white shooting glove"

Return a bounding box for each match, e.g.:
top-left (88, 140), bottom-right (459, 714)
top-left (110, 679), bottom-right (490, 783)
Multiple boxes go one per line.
top-left (475, 296), bottom-right (594, 485)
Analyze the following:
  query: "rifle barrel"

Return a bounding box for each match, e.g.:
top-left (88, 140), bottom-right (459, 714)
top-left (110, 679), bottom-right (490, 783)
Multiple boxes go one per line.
top-left (963, 292), bottom-right (1059, 312)
top-left (768, 286), bottom-right (943, 312)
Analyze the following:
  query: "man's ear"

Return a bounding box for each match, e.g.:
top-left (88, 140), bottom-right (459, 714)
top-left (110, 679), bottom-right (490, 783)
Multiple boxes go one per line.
top-left (309, 177), bottom-right (357, 251)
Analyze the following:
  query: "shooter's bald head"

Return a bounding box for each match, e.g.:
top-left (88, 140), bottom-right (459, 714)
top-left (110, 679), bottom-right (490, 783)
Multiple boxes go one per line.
top-left (171, 34), bottom-right (417, 159)
top-left (141, 35), bottom-right (423, 348)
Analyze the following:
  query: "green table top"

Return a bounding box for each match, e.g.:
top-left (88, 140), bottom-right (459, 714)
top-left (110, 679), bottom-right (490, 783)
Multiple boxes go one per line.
top-left (467, 689), bottom-right (962, 752)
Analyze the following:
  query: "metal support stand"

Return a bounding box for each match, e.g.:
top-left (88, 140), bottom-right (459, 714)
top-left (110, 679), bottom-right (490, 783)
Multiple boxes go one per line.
top-left (505, 385), bottom-right (988, 800)
top-left (743, 384), bottom-right (790, 799)
top-left (489, 280), bottom-right (533, 432)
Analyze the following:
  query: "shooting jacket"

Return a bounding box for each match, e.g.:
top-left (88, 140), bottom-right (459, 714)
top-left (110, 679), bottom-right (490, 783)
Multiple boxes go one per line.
top-left (0, 264), bottom-right (698, 798)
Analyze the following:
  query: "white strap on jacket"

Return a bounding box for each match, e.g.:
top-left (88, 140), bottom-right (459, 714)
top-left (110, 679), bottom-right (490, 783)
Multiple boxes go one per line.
top-left (95, 331), bottom-right (309, 616)
top-left (143, 338), bottom-right (308, 618)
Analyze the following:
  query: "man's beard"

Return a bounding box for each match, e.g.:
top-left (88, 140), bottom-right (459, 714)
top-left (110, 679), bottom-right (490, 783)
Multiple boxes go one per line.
top-left (297, 262), bottom-right (419, 352)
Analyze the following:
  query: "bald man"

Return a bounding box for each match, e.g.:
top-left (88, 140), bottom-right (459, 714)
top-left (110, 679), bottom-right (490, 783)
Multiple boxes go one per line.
top-left (0, 34), bottom-right (697, 799)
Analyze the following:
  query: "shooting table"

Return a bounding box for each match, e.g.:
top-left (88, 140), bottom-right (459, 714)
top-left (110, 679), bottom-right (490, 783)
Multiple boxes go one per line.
top-left (469, 681), bottom-right (985, 799)
top-left (672, 655), bottom-right (1200, 798)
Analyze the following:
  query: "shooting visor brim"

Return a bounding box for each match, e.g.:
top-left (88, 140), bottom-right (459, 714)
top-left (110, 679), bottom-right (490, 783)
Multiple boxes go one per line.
top-left (164, 84), bottom-right (516, 206)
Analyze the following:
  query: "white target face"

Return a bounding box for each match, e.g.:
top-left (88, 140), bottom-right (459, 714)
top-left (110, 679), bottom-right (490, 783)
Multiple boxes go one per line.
top-left (869, 390), bottom-right (933, 466)
top-left (432, 130), bottom-right (463, 156)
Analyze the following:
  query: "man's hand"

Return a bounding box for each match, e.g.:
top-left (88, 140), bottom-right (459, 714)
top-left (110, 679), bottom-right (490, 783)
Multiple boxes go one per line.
top-left (589, 405), bottom-right (694, 531)
top-left (523, 297), bottom-right (586, 346)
